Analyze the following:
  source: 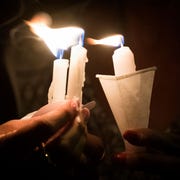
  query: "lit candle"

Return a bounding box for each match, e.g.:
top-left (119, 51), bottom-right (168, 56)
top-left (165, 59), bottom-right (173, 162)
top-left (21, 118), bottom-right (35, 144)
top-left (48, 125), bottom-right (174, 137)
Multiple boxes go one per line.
top-left (87, 34), bottom-right (136, 76)
top-left (26, 15), bottom-right (87, 103)
top-left (67, 32), bottom-right (88, 103)
top-left (49, 50), bottom-right (69, 103)
top-left (112, 45), bottom-right (136, 76)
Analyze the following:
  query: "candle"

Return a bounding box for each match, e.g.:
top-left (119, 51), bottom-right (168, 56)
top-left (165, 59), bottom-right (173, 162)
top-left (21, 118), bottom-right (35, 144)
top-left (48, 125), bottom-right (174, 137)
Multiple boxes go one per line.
top-left (49, 58), bottom-right (69, 103)
top-left (94, 34), bottom-right (156, 153)
top-left (47, 48), bottom-right (69, 103)
top-left (27, 15), bottom-right (87, 103)
top-left (66, 44), bottom-right (88, 103)
top-left (112, 45), bottom-right (136, 76)
top-left (87, 34), bottom-right (136, 76)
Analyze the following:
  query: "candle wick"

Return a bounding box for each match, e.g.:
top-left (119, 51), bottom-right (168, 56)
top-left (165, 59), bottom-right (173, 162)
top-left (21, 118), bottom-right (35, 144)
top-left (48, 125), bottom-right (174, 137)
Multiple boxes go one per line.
top-left (57, 49), bottom-right (64, 59)
top-left (79, 31), bottom-right (85, 46)
top-left (121, 35), bottom-right (125, 47)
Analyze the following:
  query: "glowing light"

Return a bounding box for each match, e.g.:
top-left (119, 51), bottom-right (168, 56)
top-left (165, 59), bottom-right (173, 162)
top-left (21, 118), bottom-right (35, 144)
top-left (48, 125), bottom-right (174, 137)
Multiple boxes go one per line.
top-left (86, 34), bottom-right (124, 47)
top-left (26, 13), bottom-right (84, 58)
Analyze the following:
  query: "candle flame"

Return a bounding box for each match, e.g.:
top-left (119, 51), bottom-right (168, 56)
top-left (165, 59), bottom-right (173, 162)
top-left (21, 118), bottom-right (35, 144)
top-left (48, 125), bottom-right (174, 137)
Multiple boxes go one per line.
top-left (86, 34), bottom-right (124, 47)
top-left (26, 12), bottom-right (84, 58)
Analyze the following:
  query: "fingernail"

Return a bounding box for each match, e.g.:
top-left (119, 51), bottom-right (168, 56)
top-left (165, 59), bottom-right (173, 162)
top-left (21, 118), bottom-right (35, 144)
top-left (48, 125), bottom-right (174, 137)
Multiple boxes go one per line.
top-left (71, 99), bottom-right (80, 111)
top-left (81, 108), bottom-right (90, 119)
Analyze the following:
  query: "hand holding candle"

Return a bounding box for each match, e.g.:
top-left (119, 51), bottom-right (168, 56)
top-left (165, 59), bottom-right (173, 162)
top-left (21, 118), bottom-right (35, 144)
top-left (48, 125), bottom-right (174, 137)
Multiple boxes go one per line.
top-left (25, 15), bottom-right (93, 160)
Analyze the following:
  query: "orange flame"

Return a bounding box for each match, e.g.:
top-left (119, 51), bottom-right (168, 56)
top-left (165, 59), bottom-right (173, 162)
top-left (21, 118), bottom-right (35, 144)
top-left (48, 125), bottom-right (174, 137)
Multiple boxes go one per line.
top-left (26, 12), bottom-right (84, 57)
top-left (86, 34), bottom-right (124, 47)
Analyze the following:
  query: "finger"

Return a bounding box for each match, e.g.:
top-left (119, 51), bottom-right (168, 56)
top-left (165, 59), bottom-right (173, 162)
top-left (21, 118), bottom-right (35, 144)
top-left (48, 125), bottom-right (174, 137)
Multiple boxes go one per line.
top-left (71, 131), bottom-right (87, 160)
top-left (123, 128), bottom-right (180, 154)
top-left (46, 115), bottom-right (84, 147)
top-left (33, 99), bottom-right (80, 133)
top-left (44, 107), bottom-right (89, 148)
top-left (45, 114), bottom-right (87, 164)
top-left (112, 152), bottom-right (180, 173)
top-left (51, 107), bottom-right (89, 147)
top-left (0, 100), bottom-right (79, 134)
top-left (83, 133), bottom-right (105, 162)
top-left (79, 107), bottom-right (90, 125)
top-left (81, 107), bottom-right (90, 120)
top-left (0, 99), bottom-right (80, 155)
top-left (45, 105), bottom-right (89, 148)
top-left (69, 108), bottom-right (91, 161)
top-left (32, 99), bottom-right (80, 117)
top-left (58, 115), bottom-right (86, 148)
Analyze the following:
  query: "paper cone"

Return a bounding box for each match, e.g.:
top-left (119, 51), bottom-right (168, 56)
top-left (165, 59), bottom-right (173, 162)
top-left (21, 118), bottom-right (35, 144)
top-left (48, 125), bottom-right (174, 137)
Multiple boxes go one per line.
top-left (96, 66), bottom-right (157, 152)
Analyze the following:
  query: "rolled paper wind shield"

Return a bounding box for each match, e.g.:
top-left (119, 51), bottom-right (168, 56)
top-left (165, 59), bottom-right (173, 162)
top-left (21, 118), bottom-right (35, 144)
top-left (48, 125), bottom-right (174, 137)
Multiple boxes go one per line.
top-left (96, 66), bottom-right (157, 152)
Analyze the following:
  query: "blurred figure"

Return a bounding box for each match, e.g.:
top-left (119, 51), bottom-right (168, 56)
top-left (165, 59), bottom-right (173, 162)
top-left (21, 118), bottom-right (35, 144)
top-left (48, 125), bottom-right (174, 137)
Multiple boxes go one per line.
top-left (0, 0), bottom-right (55, 121)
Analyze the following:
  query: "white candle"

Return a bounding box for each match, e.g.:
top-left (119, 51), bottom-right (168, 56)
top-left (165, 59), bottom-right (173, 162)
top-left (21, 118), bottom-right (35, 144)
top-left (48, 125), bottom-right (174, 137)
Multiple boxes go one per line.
top-left (112, 46), bottom-right (136, 76)
top-left (26, 15), bottom-right (87, 103)
top-left (48, 58), bottom-right (69, 103)
top-left (87, 34), bottom-right (136, 76)
top-left (66, 45), bottom-right (88, 103)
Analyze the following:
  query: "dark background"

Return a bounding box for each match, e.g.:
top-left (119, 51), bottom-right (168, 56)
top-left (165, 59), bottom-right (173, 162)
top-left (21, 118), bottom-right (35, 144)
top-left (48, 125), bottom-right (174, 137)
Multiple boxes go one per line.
top-left (1, 0), bottom-right (180, 131)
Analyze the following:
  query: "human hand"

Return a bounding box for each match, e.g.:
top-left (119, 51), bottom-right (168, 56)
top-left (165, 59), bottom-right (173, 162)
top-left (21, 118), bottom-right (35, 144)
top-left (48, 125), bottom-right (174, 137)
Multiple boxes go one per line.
top-left (0, 99), bottom-right (88, 167)
top-left (112, 127), bottom-right (180, 174)
top-left (37, 101), bottom-right (90, 165)
top-left (34, 100), bottom-right (105, 165)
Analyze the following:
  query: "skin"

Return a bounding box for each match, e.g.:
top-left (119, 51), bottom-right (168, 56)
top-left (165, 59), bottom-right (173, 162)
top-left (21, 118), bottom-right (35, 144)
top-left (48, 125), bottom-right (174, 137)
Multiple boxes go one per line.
top-left (0, 99), bottom-right (91, 166)
top-left (112, 127), bottom-right (180, 174)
